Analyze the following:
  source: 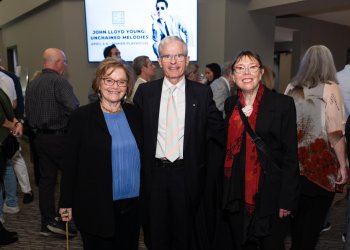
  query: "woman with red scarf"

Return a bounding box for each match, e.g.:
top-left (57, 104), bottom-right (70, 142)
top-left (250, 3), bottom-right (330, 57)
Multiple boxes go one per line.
top-left (222, 50), bottom-right (299, 249)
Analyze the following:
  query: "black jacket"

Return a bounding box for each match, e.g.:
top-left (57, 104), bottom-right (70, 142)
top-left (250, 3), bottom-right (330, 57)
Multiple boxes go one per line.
top-left (224, 87), bottom-right (299, 218)
top-left (59, 101), bottom-right (142, 237)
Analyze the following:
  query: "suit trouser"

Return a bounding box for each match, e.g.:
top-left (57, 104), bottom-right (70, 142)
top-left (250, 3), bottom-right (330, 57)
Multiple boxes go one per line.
top-left (34, 133), bottom-right (67, 226)
top-left (291, 192), bottom-right (334, 250)
top-left (228, 210), bottom-right (290, 250)
top-left (81, 197), bottom-right (140, 250)
top-left (345, 192), bottom-right (350, 250)
top-left (149, 161), bottom-right (192, 250)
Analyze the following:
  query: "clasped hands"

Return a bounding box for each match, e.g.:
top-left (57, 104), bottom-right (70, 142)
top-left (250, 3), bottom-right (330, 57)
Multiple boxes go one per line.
top-left (10, 121), bottom-right (23, 137)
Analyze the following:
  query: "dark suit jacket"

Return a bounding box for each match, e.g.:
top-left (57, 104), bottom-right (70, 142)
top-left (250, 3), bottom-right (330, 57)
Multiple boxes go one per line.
top-left (133, 78), bottom-right (224, 221)
top-left (59, 101), bottom-right (142, 237)
top-left (224, 86), bottom-right (299, 217)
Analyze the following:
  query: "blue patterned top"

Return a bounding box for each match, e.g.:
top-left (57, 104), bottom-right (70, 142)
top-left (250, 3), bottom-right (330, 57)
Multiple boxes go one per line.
top-left (103, 111), bottom-right (140, 200)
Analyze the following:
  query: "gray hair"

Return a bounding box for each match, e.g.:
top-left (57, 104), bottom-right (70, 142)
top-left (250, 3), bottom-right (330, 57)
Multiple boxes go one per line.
top-left (158, 36), bottom-right (188, 57)
top-left (132, 56), bottom-right (150, 76)
top-left (221, 61), bottom-right (232, 77)
top-left (291, 45), bottom-right (338, 88)
top-left (185, 63), bottom-right (198, 77)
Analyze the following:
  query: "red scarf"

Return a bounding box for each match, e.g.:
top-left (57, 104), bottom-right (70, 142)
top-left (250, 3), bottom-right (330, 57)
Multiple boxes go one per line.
top-left (224, 84), bottom-right (264, 213)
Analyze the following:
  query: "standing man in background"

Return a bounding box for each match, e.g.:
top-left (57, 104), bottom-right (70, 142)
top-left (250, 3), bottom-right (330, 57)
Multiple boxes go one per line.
top-left (338, 48), bottom-right (350, 118)
top-left (0, 56), bottom-right (34, 204)
top-left (103, 44), bottom-right (121, 60)
top-left (337, 48), bottom-right (350, 247)
top-left (130, 55), bottom-right (156, 102)
top-left (210, 61), bottom-right (234, 118)
top-left (134, 36), bottom-right (224, 250)
top-left (25, 48), bottom-right (79, 237)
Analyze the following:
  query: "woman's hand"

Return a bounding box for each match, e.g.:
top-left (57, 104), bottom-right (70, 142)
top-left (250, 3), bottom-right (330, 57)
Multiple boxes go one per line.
top-left (335, 166), bottom-right (348, 185)
top-left (279, 208), bottom-right (291, 218)
top-left (59, 208), bottom-right (72, 222)
top-left (11, 121), bottom-right (23, 137)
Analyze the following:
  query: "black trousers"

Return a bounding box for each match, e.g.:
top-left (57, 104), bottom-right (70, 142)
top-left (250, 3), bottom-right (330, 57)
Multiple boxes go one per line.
top-left (228, 211), bottom-right (290, 250)
top-left (81, 197), bottom-right (140, 250)
top-left (291, 192), bottom-right (334, 250)
top-left (149, 162), bottom-right (193, 250)
top-left (35, 133), bottom-right (67, 226)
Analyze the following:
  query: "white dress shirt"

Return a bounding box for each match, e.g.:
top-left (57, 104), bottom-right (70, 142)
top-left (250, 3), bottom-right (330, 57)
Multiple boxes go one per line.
top-left (0, 71), bottom-right (17, 103)
top-left (156, 77), bottom-right (186, 159)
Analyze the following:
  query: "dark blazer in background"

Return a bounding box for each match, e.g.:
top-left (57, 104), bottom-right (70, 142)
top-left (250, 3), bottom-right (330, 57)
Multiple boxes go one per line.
top-left (59, 101), bottom-right (142, 238)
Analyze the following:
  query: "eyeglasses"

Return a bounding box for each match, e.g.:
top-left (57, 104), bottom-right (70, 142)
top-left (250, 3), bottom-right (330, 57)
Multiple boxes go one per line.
top-left (160, 54), bottom-right (186, 62)
top-left (102, 77), bottom-right (128, 87)
top-left (156, 6), bottom-right (165, 10)
top-left (234, 64), bottom-right (261, 74)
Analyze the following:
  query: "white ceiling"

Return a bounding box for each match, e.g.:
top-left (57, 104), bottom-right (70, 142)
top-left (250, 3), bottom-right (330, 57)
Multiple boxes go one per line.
top-left (272, 2), bottom-right (350, 42)
top-left (302, 9), bottom-right (350, 28)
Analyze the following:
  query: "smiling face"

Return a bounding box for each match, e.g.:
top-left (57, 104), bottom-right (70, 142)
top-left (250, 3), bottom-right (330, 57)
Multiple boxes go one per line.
top-left (99, 67), bottom-right (128, 104)
top-left (158, 39), bottom-right (189, 84)
top-left (232, 55), bottom-right (263, 93)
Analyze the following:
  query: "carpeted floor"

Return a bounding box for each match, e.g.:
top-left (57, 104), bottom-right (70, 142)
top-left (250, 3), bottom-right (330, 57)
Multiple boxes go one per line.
top-left (0, 139), bottom-right (347, 249)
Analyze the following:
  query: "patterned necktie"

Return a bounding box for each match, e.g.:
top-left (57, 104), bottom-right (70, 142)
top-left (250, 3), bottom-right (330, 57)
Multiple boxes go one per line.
top-left (165, 86), bottom-right (179, 162)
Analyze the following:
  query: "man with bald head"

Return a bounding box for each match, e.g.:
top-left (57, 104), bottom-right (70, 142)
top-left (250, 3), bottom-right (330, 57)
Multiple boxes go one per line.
top-left (25, 48), bottom-right (79, 237)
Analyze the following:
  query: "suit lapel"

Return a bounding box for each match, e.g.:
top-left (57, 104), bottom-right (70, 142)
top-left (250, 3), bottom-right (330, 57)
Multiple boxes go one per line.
top-left (184, 81), bottom-right (197, 152)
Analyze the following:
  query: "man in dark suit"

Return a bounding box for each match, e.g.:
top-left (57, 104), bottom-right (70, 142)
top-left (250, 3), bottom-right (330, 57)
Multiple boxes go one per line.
top-left (134, 36), bottom-right (224, 250)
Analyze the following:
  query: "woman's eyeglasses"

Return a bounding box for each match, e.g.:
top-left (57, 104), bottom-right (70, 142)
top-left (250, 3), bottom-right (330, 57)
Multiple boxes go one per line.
top-left (234, 64), bottom-right (261, 74)
top-left (102, 77), bottom-right (128, 87)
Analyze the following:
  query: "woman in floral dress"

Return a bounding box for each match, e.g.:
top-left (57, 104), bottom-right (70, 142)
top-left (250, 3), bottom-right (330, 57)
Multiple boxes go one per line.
top-left (285, 45), bottom-right (348, 250)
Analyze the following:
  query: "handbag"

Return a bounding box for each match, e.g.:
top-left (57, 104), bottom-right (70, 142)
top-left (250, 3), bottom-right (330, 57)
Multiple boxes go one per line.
top-left (1, 134), bottom-right (19, 160)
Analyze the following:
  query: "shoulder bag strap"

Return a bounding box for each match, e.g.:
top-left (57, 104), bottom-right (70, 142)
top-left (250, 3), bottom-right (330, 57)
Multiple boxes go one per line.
top-left (236, 101), bottom-right (279, 169)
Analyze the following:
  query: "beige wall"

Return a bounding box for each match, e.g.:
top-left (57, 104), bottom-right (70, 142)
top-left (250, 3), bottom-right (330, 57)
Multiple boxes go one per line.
top-left (278, 53), bottom-right (292, 93)
top-left (0, 0), bottom-right (51, 26)
top-left (277, 16), bottom-right (350, 75)
top-left (1, 0), bottom-right (96, 104)
top-left (198, 0), bottom-right (275, 74)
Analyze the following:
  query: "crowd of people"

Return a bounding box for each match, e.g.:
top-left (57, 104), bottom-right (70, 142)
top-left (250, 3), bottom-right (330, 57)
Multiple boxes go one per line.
top-left (0, 36), bottom-right (349, 250)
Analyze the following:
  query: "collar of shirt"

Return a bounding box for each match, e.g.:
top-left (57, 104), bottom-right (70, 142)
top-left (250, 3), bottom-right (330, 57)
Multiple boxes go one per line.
top-left (163, 77), bottom-right (186, 94)
top-left (42, 68), bottom-right (60, 75)
top-left (138, 77), bottom-right (147, 83)
top-left (221, 76), bottom-right (231, 91)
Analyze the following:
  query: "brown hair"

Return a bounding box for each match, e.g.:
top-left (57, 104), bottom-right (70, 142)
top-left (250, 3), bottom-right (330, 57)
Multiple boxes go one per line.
top-left (92, 58), bottom-right (133, 98)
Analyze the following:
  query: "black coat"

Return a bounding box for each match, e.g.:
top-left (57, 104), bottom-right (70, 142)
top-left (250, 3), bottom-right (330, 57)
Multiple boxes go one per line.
top-left (224, 87), bottom-right (300, 218)
top-left (59, 101), bottom-right (142, 237)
